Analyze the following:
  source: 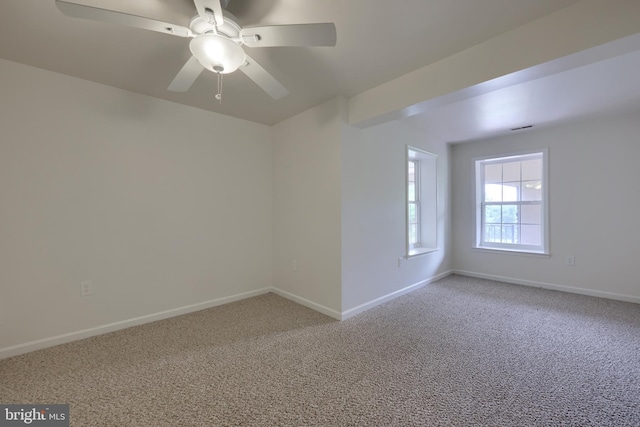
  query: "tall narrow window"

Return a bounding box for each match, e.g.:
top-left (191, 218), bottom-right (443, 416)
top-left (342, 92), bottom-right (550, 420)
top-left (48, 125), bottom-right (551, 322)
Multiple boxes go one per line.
top-left (406, 147), bottom-right (437, 257)
top-left (475, 150), bottom-right (548, 254)
top-left (408, 159), bottom-right (421, 249)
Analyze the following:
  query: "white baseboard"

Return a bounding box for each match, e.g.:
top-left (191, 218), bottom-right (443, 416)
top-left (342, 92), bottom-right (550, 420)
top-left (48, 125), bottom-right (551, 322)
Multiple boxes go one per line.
top-left (1, 271), bottom-right (458, 360)
top-left (341, 270), bottom-right (453, 320)
top-left (0, 287), bottom-right (272, 360)
top-left (270, 287), bottom-right (342, 320)
top-left (453, 270), bottom-right (640, 304)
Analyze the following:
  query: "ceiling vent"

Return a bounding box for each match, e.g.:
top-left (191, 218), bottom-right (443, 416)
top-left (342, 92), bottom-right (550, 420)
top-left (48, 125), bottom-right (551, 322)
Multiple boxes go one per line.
top-left (511, 125), bottom-right (534, 131)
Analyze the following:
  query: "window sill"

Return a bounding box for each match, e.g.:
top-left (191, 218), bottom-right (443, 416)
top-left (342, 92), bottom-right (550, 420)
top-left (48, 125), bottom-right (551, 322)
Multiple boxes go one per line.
top-left (472, 246), bottom-right (550, 258)
top-left (407, 247), bottom-right (438, 258)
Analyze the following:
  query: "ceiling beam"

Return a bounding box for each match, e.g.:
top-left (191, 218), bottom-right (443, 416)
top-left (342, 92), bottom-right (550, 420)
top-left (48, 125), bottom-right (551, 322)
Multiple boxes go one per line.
top-left (348, 0), bottom-right (640, 128)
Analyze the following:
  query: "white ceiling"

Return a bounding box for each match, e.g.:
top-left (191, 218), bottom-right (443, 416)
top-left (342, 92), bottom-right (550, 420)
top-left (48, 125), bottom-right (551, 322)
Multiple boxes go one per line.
top-left (0, 0), bottom-right (588, 126)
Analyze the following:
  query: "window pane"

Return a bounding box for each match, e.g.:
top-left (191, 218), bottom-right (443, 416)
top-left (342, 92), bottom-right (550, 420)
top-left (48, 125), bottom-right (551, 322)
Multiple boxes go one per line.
top-left (484, 184), bottom-right (503, 202)
top-left (484, 163), bottom-right (502, 183)
top-left (484, 224), bottom-right (501, 242)
top-left (408, 203), bottom-right (417, 223)
top-left (409, 224), bottom-right (418, 244)
top-left (522, 158), bottom-right (542, 180)
top-left (522, 180), bottom-right (542, 201)
top-left (501, 224), bottom-right (518, 244)
top-left (484, 205), bottom-right (501, 224)
top-left (502, 182), bottom-right (521, 202)
top-left (502, 205), bottom-right (519, 224)
top-left (521, 225), bottom-right (541, 245)
top-left (408, 183), bottom-right (416, 201)
top-left (502, 161), bottom-right (521, 182)
top-left (521, 204), bottom-right (541, 224)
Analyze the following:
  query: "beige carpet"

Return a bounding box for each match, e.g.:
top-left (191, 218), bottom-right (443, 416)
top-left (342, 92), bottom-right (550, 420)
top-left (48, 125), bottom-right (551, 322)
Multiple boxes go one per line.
top-left (1, 274), bottom-right (639, 426)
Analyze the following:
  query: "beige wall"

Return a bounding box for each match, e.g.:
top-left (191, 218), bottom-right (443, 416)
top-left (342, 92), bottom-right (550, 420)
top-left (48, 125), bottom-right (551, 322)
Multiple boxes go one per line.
top-left (341, 121), bottom-right (451, 315)
top-left (271, 100), bottom-right (454, 318)
top-left (0, 59), bottom-right (273, 352)
top-left (451, 110), bottom-right (640, 302)
top-left (271, 98), bottom-right (344, 317)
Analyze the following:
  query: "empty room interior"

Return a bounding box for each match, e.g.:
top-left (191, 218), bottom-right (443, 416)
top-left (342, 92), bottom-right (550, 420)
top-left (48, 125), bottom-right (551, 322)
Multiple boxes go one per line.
top-left (1, 0), bottom-right (640, 425)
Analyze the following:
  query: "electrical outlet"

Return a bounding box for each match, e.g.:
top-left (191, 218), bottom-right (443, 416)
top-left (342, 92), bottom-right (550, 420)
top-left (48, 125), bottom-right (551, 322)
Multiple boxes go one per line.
top-left (565, 256), bottom-right (575, 266)
top-left (292, 260), bottom-right (298, 272)
top-left (80, 281), bottom-right (94, 296)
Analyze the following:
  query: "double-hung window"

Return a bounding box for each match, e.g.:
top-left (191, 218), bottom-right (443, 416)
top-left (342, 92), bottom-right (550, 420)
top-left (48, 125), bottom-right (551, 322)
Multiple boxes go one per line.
top-left (406, 146), bottom-right (438, 257)
top-left (475, 150), bottom-right (548, 254)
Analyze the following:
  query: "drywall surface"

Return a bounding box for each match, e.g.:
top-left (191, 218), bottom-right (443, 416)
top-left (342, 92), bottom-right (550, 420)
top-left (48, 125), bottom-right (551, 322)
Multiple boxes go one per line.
top-left (341, 120), bottom-right (451, 312)
top-left (0, 59), bottom-right (273, 351)
top-left (271, 97), bottom-right (344, 316)
top-left (451, 110), bottom-right (640, 301)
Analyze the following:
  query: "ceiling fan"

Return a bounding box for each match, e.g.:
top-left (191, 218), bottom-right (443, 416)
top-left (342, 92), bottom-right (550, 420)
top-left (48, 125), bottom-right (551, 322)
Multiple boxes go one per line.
top-left (54, 0), bottom-right (337, 100)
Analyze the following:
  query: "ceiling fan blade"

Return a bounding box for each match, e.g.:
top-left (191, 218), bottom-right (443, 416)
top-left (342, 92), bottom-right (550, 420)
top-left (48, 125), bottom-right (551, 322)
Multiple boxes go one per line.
top-left (240, 54), bottom-right (289, 99)
top-left (240, 23), bottom-right (336, 47)
top-left (168, 56), bottom-right (205, 92)
top-left (55, 0), bottom-right (191, 37)
top-left (193, 0), bottom-right (224, 26)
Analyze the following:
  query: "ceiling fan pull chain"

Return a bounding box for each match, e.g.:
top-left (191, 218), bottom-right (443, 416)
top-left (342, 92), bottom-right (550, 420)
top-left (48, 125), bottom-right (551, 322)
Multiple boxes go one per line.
top-left (215, 72), bottom-right (223, 103)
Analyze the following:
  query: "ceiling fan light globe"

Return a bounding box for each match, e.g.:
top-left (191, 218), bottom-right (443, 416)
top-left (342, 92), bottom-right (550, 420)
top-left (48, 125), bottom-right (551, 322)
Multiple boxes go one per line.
top-left (190, 34), bottom-right (245, 74)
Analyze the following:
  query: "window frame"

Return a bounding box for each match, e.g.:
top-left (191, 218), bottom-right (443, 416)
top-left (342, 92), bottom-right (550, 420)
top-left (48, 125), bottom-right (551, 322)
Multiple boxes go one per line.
top-left (474, 149), bottom-right (549, 255)
top-left (406, 146), bottom-right (438, 258)
top-left (407, 158), bottom-right (421, 250)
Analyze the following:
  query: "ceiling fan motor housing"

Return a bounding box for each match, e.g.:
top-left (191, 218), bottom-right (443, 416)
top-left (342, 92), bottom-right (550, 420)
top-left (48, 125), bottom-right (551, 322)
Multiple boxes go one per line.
top-left (189, 12), bottom-right (241, 38)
